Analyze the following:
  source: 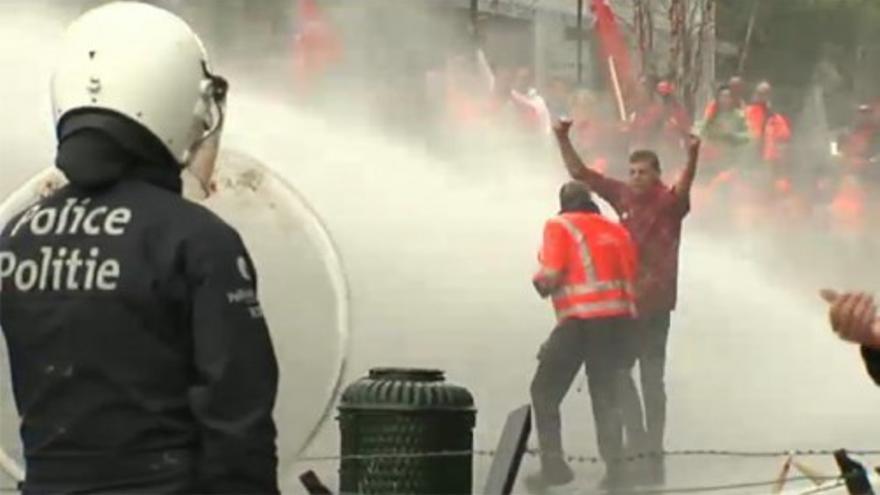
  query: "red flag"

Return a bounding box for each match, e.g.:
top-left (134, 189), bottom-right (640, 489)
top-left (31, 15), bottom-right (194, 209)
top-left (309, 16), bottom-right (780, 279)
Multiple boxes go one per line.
top-left (292, 0), bottom-right (342, 94)
top-left (591, 0), bottom-right (635, 107)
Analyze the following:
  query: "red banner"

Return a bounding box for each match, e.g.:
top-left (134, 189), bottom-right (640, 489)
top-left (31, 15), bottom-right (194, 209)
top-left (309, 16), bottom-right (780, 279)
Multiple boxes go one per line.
top-left (591, 0), bottom-right (635, 108)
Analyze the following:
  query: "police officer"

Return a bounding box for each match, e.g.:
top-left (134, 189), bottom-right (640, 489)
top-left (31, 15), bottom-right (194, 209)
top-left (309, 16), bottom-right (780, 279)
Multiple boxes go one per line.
top-left (0, 3), bottom-right (279, 493)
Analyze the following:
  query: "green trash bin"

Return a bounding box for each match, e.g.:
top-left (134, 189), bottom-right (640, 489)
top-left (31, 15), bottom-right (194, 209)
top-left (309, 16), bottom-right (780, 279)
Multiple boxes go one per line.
top-left (338, 368), bottom-right (476, 494)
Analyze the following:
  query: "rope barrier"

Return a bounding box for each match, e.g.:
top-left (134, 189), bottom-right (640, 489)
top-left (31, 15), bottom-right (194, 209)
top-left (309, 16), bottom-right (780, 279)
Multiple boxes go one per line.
top-left (0, 473), bottom-right (863, 494)
top-left (0, 447), bottom-right (874, 493)
top-left (0, 478), bottom-right (849, 495)
top-left (612, 475), bottom-right (842, 495)
top-left (296, 447), bottom-right (880, 464)
top-left (295, 446), bottom-right (876, 493)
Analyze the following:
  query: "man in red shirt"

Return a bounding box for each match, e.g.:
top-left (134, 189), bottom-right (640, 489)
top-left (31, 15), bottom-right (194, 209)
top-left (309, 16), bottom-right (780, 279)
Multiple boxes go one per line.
top-left (553, 119), bottom-right (701, 484)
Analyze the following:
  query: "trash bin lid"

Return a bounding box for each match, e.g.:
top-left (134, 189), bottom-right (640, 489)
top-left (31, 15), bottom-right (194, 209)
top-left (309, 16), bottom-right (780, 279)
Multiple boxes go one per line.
top-left (339, 367), bottom-right (475, 412)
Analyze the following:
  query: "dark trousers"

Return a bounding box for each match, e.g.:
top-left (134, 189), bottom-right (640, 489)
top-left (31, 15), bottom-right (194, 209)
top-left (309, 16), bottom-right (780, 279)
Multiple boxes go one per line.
top-left (631, 312), bottom-right (672, 453)
top-left (22, 450), bottom-right (196, 495)
top-left (530, 317), bottom-right (642, 473)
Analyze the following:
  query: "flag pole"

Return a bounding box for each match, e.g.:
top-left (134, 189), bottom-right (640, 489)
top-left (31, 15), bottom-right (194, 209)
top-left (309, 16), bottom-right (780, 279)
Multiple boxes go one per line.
top-left (470, 0), bottom-right (479, 29)
top-left (577, 0), bottom-right (584, 84)
top-left (608, 55), bottom-right (627, 121)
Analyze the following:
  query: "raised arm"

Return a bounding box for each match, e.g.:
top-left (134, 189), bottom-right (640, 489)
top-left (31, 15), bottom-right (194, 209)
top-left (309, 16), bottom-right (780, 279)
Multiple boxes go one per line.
top-left (552, 119), bottom-right (624, 204)
top-left (674, 134), bottom-right (702, 201)
top-left (554, 119), bottom-right (592, 181)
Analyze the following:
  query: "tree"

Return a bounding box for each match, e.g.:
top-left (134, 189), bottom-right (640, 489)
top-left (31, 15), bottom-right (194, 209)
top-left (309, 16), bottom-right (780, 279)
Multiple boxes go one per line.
top-left (633, 0), bottom-right (716, 115)
top-left (713, 0), bottom-right (880, 125)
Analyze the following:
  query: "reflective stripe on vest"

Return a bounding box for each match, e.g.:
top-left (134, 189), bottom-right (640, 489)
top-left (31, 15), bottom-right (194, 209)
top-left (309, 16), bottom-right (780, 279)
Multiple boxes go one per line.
top-left (556, 299), bottom-right (636, 321)
top-left (558, 279), bottom-right (634, 297)
top-left (551, 216), bottom-right (633, 297)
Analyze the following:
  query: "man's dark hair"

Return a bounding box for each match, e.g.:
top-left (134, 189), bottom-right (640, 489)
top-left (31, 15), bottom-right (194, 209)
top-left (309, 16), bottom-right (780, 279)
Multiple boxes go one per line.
top-left (629, 149), bottom-right (661, 172)
top-left (559, 181), bottom-right (599, 214)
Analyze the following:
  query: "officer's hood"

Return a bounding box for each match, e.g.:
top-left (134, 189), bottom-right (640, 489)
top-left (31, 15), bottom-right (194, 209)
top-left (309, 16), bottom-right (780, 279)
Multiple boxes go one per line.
top-left (558, 180), bottom-right (600, 214)
top-left (55, 110), bottom-right (182, 193)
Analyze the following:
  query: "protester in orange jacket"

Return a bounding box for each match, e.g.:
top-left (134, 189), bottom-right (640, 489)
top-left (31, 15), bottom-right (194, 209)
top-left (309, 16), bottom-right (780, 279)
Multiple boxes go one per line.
top-left (837, 104), bottom-right (879, 176)
top-left (745, 81), bottom-right (792, 168)
top-left (529, 181), bottom-right (643, 492)
top-left (630, 81), bottom-right (692, 157)
top-left (703, 75), bottom-right (747, 120)
top-left (696, 85), bottom-right (750, 204)
top-left (442, 54), bottom-right (492, 128)
top-left (828, 174), bottom-right (867, 237)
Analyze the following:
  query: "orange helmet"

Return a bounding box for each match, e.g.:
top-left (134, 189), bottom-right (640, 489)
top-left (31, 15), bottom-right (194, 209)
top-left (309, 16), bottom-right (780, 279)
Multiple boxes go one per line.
top-left (656, 80), bottom-right (675, 96)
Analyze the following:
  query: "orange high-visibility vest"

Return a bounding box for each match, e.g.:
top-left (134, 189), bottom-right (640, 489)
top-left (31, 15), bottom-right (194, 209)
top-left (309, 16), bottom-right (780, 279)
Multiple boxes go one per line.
top-left (534, 212), bottom-right (637, 322)
top-left (746, 104), bottom-right (791, 163)
top-left (830, 181), bottom-right (866, 234)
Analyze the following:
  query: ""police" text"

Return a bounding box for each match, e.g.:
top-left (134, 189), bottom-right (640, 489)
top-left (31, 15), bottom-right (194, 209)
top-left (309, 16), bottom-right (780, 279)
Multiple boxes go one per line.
top-left (1, 198), bottom-right (132, 293)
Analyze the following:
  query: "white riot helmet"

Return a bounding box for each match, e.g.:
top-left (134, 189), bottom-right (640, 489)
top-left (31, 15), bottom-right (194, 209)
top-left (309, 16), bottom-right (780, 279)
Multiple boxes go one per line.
top-left (50, 1), bottom-right (228, 167)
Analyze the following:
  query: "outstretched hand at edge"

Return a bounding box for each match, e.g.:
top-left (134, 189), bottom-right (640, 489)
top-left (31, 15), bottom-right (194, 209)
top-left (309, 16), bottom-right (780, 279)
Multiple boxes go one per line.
top-left (821, 289), bottom-right (880, 349)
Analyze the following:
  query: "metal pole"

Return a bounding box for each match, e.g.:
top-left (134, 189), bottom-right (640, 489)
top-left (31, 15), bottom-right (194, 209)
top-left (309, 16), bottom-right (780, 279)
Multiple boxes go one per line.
top-left (577, 0), bottom-right (584, 83)
top-left (608, 56), bottom-right (627, 121)
top-left (737, 0), bottom-right (762, 75)
top-left (471, 0), bottom-right (479, 28)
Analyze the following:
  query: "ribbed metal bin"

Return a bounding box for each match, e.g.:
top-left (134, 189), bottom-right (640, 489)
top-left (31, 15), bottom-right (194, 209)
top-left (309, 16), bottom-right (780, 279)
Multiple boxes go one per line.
top-left (338, 368), bottom-right (476, 495)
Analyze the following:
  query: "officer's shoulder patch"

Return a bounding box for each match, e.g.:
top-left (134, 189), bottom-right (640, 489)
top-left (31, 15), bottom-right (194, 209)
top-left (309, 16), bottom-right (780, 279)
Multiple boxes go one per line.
top-left (236, 256), bottom-right (252, 282)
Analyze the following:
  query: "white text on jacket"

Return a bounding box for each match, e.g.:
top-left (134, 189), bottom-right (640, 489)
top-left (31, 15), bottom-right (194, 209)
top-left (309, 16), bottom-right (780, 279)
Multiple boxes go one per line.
top-left (1, 198), bottom-right (131, 292)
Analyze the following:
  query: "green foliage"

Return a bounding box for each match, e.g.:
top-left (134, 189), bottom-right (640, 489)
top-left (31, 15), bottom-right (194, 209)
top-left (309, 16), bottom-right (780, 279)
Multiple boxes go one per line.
top-left (712, 0), bottom-right (880, 124)
top-left (717, 0), bottom-right (879, 80)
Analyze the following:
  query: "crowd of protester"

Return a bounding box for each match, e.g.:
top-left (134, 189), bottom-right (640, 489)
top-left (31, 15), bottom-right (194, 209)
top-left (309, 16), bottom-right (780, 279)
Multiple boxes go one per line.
top-left (423, 48), bottom-right (880, 241)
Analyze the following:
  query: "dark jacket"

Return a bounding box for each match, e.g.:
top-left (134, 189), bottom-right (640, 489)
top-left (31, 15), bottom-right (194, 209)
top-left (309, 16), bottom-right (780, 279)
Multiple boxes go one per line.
top-left (0, 111), bottom-right (279, 494)
top-left (862, 347), bottom-right (880, 386)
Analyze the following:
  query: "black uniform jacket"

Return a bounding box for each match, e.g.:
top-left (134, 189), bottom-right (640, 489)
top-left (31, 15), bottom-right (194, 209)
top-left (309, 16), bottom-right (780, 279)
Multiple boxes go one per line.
top-left (0, 111), bottom-right (279, 494)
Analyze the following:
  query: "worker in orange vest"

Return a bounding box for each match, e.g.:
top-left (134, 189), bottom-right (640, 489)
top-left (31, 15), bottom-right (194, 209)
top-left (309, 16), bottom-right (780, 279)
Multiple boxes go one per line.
top-left (837, 104), bottom-right (879, 177)
top-left (745, 81), bottom-right (792, 170)
top-left (742, 81), bottom-right (792, 226)
top-left (528, 181), bottom-right (643, 492)
top-left (443, 54), bottom-right (490, 128)
top-left (703, 75), bottom-right (747, 120)
top-left (628, 81), bottom-right (692, 167)
top-left (697, 85), bottom-right (750, 166)
top-left (829, 173), bottom-right (867, 238)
